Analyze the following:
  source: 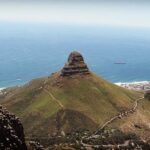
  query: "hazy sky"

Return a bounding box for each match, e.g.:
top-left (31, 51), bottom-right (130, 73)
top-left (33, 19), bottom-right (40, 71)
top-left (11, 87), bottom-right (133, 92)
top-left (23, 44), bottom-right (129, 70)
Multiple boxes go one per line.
top-left (0, 0), bottom-right (150, 27)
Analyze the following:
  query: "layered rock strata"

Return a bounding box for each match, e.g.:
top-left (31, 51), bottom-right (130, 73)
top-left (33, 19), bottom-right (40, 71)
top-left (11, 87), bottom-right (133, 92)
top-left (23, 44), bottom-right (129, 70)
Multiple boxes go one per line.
top-left (61, 51), bottom-right (89, 76)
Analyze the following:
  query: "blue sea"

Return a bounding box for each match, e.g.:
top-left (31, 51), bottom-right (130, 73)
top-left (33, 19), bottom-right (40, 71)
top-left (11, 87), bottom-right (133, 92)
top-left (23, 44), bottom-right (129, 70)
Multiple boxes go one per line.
top-left (0, 22), bottom-right (150, 88)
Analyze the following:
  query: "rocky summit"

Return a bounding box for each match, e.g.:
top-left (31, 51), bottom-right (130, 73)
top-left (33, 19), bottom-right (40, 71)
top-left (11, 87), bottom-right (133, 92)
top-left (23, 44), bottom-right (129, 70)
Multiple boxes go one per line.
top-left (0, 105), bottom-right (27, 150)
top-left (61, 51), bottom-right (89, 76)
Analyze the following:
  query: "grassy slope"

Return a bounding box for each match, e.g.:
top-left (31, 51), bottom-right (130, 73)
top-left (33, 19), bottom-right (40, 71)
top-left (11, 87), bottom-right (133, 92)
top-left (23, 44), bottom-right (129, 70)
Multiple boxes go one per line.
top-left (0, 73), bottom-right (144, 138)
top-left (112, 98), bottom-right (150, 141)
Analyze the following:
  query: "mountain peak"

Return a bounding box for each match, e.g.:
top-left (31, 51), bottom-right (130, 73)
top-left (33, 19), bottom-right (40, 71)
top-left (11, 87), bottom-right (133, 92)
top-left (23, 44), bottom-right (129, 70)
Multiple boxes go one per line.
top-left (61, 51), bottom-right (90, 76)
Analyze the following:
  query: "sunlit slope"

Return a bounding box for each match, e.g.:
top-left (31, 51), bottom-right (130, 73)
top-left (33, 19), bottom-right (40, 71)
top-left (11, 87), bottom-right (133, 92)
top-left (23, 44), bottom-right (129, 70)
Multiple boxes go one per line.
top-left (109, 95), bottom-right (150, 141)
top-left (0, 72), bottom-right (142, 138)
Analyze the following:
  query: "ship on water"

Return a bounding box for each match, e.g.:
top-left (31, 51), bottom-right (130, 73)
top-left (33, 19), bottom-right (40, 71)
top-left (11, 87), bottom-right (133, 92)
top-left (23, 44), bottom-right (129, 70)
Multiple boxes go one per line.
top-left (114, 62), bottom-right (127, 64)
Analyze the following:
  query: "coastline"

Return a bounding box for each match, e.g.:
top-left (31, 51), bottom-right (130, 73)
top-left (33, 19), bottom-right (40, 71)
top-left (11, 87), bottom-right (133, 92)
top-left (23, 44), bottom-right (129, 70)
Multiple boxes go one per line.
top-left (0, 80), bottom-right (26, 92)
top-left (115, 81), bottom-right (150, 91)
top-left (0, 87), bottom-right (6, 91)
top-left (0, 87), bottom-right (6, 95)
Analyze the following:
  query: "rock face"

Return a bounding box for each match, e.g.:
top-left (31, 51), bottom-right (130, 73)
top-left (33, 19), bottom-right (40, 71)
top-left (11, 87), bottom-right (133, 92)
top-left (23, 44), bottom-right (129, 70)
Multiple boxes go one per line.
top-left (0, 105), bottom-right (27, 150)
top-left (144, 90), bottom-right (150, 100)
top-left (61, 51), bottom-right (90, 76)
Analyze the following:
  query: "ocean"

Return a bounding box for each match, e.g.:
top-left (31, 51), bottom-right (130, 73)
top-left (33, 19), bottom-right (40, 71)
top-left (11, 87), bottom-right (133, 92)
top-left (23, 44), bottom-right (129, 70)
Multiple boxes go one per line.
top-left (0, 22), bottom-right (150, 88)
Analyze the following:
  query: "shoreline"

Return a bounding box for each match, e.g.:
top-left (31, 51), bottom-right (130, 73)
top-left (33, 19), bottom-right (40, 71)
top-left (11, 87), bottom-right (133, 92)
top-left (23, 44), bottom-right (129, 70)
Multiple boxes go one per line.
top-left (0, 81), bottom-right (26, 92)
top-left (115, 81), bottom-right (150, 91)
top-left (0, 87), bottom-right (6, 91)
top-left (0, 87), bottom-right (6, 95)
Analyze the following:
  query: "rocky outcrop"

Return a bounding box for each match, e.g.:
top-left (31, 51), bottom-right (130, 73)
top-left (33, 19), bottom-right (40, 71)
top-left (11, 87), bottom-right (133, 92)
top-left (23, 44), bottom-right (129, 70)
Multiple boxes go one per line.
top-left (28, 141), bottom-right (44, 150)
top-left (61, 51), bottom-right (90, 76)
top-left (144, 90), bottom-right (150, 100)
top-left (0, 105), bottom-right (27, 150)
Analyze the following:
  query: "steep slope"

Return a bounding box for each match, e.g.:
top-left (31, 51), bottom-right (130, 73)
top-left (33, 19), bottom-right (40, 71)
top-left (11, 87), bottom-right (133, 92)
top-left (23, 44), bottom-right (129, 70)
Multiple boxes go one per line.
top-left (0, 51), bottom-right (148, 140)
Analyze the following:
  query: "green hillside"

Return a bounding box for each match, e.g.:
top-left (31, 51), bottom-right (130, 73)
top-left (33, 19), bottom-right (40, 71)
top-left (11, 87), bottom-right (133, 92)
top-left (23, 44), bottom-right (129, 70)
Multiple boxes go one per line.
top-left (0, 72), bottom-right (142, 138)
top-left (0, 51), bottom-right (149, 142)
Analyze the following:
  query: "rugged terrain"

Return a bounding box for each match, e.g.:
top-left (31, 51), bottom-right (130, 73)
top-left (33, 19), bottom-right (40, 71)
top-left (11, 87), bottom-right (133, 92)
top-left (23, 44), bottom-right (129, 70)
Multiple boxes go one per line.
top-left (0, 105), bottom-right (27, 149)
top-left (0, 51), bottom-right (150, 148)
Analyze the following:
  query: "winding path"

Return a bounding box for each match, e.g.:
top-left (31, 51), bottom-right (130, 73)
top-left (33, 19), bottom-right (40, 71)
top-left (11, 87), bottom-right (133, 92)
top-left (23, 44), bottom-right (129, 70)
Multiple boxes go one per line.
top-left (44, 88), bottom-right (64, 109)
top-left (80, 138), bottom-right (130, 150)
top-left (81, 96), bottom-right (144, 149)
top-left (95, 96), bottom-right (144, 134)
